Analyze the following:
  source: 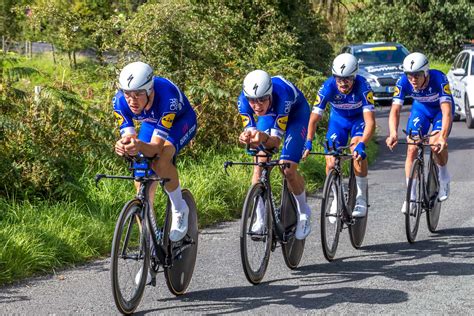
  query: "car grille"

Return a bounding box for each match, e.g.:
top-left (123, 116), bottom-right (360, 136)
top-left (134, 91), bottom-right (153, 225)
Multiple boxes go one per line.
top-left (378, 78), bottom-right (398, 86)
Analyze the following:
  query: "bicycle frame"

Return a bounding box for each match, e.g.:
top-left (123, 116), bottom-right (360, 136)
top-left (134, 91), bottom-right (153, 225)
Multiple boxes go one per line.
top-left (224, 155), bottom-right (293, 243)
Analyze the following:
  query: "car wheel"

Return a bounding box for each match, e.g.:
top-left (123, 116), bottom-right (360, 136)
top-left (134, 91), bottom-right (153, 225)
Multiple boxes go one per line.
top-left (465, 94), bottom-right (474, 129)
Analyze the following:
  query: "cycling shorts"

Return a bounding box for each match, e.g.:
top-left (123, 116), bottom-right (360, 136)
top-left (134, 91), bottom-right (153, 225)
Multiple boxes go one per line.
top-left (407, 101), bottom-right (452, 136)
top-left (326, 111), bottom-right (365, 151)
top-left (256, 102), bottom-right (310, 163)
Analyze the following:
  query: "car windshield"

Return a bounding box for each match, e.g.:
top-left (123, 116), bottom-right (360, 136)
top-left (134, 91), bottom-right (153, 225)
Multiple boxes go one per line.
top-left (353, 46), bottom-right (409, 65)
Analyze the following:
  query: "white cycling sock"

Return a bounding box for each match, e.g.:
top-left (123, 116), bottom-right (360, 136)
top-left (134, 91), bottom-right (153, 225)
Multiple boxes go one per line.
top-left (166, 183), bottom-right (184, 212)
top-left (292, 191), bottom-right (311, 218)
top-left (255, 197), bottom-right (265, 223)
top-left (406, 178), bottom-right (417, 200)
top-left (331, 184), bottom-right (337, 199)
top-left (355, 176), bottom-right (368, 199)
top-left (437, 164), bottom-right (451, 183)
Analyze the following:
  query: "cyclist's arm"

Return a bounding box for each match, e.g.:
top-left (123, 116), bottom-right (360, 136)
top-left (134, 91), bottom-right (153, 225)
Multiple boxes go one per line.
top-left (248, 130), bottom-right (281, 149)
top-left (388, 103), bottom-right (401, 138)
top-left (306, 112), bottom-right (322, 142)
top-left (439, 101), bottom-right (452, 140)
top-left (133, 136), bottom-right (165, 157)
top-left (361, 110), bottom-right (376, 144)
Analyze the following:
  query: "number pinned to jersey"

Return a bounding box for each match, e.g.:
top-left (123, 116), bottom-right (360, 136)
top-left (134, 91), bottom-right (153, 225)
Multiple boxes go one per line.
top-left (161, 113), bottom-right (176, 129)
top-left (393, 86), bottom-right (400, 97)
top-left (366, 91), bottom-right (375, 105)
top-left (114, 111), bottom-right (124, 127)
top-left (314, 95), bottom-right (321, 106)
top-left (240, 114), bottom-right (251, 128)
top-left (276, 115), bottom-right (288, 131)
top-left (443, 83), bottom-right (452, 95)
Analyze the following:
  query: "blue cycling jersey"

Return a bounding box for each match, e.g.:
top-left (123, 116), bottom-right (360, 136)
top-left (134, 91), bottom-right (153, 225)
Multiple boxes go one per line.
top-left (238, 76), bottom-right (309, 139)
top-left (393, 69), bottom-right (454, 110)
top-left (312, 75), bottom-right (375, 118)
top-left (113, 76), bottom-right (195, 140)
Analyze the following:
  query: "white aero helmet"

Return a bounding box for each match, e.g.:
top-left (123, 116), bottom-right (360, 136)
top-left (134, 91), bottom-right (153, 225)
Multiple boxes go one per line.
top-left (332, 53), bottom-right (358, 77)
top-left (242, 70), bottom-right (273, 98)
top-left (118, 61), bottom-right (154, 96)
top-left (403, 52), bottom-right (429, 76)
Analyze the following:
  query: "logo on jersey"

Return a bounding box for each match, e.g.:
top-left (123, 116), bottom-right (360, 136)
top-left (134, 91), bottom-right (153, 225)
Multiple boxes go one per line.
top-left (161, 113), bottom-right (175, 129)
top-left (443, 83), bottom-right (451, 95)
top-left (314, 95), bottom-right (321, 106)
top-left (240, 114), bottom-right (251, 128)
top-left (169, 98), bottom-right (182, 111)
top-left (276, 115), bottom-right (288, 131)
top-left (393, 86), bottom-right (400, 97)
top-left (366, 91), bottom-right (374, 105)
top-left (114, 111), bottom-right (125, 127)
top-left (413, 117), bottom-right (421, 127)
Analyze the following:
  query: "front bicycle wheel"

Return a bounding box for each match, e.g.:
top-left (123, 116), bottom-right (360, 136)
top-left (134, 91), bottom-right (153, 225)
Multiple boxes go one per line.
top-left (111, 199), bottom-right (150, 315)
top-left (321, 170), bottom-right (342, 261)
top-left (164, 189), bottom-right (199, 295)
top-left (348, 162), bottom-right (369, 249)
top-left (240, 183), bottom-right (272, 285)
top-left (280, 179), bottom-right (305, 269)
top-left (405, 159), bottom-right (423, 243)
top-left (426, 156), bottom-right (441, 232)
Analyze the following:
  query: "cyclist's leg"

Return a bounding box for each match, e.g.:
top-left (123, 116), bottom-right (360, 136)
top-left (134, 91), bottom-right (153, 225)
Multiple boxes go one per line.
top-left (157, 111), bottom-right (197, 241)
top-left (429, 110), bottom-right (452, 201)
top-left (402, 105), bottom-right (431, 213)
top-left (280, 111), bottom-right (311, 239)
top-left (248, 116), bottom-right (274, 232)
top-left (325, 114), bottom-right (351, 219)
top-left (350, 117), bottom-right (368, 216)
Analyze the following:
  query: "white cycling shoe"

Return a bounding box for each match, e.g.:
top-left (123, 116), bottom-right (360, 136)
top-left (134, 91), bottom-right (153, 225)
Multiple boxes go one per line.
top-left (352, 196), bottom-right (367, 217)
top-left (438, 180), bottom-right (450, 202)
top-left (295, 213), bottom-right (311, 240)
top-left (328, 199), bottom-right (338, 224)
top-left (401, 200), bottom-right (416, 214)
top-left (169, 203), bottom-right (189, 242)
top-left (250, 219), bottom-right (265, 235)
top-left (135, 267), bottom-right (152, 286)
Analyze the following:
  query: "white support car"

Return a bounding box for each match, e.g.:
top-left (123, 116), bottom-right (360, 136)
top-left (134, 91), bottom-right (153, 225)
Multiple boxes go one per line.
top-left (447, 47), bottom-right (474, 128)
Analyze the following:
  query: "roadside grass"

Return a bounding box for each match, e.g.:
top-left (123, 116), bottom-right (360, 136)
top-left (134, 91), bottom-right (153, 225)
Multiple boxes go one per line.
top-left (0, 141), bottom-right (376, 285)
top-left (431, 60), bottom-right (451, 74)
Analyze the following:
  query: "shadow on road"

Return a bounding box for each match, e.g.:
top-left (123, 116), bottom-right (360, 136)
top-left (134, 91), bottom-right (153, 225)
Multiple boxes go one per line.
top-left (137, 226), bottom-right (473, 314)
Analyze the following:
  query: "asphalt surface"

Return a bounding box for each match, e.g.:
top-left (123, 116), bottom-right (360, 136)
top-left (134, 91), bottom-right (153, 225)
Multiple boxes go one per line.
top-left (2, 106), bottom-right (473, 314)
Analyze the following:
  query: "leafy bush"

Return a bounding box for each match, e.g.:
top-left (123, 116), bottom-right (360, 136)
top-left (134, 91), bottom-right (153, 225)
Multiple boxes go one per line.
top-left (346, 0), bottom-right (474, 61)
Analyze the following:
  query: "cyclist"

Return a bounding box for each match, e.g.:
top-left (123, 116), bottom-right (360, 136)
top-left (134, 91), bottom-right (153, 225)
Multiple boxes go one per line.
top-left (386, 52), bottom-right (453, 213)
top-left (113, 61), bottom-right (197, 242)
top-left (238, 70), bottom-right (312, 240)
top-left (303, 53), bottom-right (376, 221)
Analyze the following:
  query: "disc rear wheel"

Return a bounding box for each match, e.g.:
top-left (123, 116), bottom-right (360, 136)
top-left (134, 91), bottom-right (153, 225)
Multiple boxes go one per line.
top-left (164, 189), bottom-right (199, 295)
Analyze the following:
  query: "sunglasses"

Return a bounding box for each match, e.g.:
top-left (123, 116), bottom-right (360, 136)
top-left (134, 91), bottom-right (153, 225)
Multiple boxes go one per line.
top-left (123, 90), bottom-right (147, 98)
top-left (334, 75), bottom-right (355, 82)
top-left (406, 72), bottom-right (425, 79)
top-left (246, 95), bottom-right (270, 103)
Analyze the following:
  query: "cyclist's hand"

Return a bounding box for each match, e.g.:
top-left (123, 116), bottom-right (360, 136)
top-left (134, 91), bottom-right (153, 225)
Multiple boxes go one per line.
top-left (115, 136), bottom-right (132, 156)
top-left (302, 140), bottom-right (313, 160)
top-left (386, 134), bottom-right (398, 150)
top-left (433, 137), bottom-right (447, 153)
top-left (239, 130), bottom-right (252, 144)
top-left (249, 130), bottom-right (267, 147)
top-left (353, 141), bottom-right (367, 161)
top-left (124, 138), bottom-right (140, 156)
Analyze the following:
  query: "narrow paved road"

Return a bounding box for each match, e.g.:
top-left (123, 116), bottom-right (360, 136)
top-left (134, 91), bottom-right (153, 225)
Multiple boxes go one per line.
top-left (2, 106), bottom-right (473, 314)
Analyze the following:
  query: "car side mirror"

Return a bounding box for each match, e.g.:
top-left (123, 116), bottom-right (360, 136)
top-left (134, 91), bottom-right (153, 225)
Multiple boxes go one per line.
top-left (452, 68), bottom-right (466, 76)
